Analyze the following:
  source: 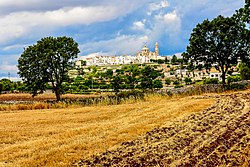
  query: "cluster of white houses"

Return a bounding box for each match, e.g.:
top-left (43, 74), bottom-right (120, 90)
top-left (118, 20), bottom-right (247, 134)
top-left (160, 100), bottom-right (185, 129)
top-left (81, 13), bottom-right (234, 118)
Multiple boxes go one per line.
top-left (75, 42), bottom-right (164, 68)
top-left (74, 42), bottom-right (238, 82)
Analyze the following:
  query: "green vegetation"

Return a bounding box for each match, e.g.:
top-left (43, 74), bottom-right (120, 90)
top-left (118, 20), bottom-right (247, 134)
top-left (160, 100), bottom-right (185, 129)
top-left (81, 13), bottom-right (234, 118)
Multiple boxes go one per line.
top-left (165, 78), bottom-right (172, 85)
top-left (64, 64), bottom-right (163, 94)
top-left (184, 77), bottom-right (192, 85)
top-left (9, 1), bottom-right (248, 98)
top-left (171, 55), bottom-right (178, 65)
top-left (0, 79), bottom-right (27, 94)
top-left (235, 0), bottom-right (250, 24)
top-left (18, 36), bottom-right (80, 101)
top-left (227, 75), bottom-right (241, 84)
top-left (140, 65), bottom-right (162, 90)
top-left (203, 78), bottom-right (219, 84)
top-left (239, 62), bottom-right (250, 80)
top-left (184, 15), bottom-right (249, 85)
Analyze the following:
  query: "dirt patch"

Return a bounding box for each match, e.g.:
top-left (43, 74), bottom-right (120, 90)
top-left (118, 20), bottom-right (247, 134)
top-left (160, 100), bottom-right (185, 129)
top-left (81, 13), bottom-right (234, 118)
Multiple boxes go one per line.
top-left (75, 92), bottom-right (250, 166)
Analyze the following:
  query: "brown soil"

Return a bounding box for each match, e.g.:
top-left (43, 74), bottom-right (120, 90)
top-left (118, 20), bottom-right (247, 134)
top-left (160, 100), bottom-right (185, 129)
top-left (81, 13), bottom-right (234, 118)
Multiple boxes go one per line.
top-left (74, 92), bottom-right (250, 167)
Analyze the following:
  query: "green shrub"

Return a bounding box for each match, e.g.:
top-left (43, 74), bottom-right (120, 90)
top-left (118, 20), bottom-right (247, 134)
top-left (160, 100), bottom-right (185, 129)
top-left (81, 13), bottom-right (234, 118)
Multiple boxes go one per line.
top-left (174, 85), bottom-right (183, 88)
top-left (184, 77), bottom-right (192, 85)
top-left (225, 82), bottom-right (248, 90)
top-left (165, 78), bottom-right (172, 85)
top-left (227, 75), bottom-right (241, 84)
top-left (173, 80), bottom-right (180, 86)
top-left (204, 78), bottom-right (219, 84)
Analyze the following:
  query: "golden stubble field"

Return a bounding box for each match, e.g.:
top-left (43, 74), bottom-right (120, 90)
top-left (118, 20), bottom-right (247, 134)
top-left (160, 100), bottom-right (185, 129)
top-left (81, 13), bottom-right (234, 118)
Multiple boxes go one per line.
top-left (0, 93), bottom-right (102, 102)
top-left (0, 94), bottom-right (214, 167)
top-left (76, 92), bottom-right (250, 167)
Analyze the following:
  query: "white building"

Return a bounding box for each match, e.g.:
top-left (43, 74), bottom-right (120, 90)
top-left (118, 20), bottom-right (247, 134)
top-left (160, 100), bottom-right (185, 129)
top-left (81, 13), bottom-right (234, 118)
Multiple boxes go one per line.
top-left (209, 72), bottom-right (222, 81)
top-left (136, 42), bottom-right (159, 60)
top-left (76, 42), bottom-right (162, 67)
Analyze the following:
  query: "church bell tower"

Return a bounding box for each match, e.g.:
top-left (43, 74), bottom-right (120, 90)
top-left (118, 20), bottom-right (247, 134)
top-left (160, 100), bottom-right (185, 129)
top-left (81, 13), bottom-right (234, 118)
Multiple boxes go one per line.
top-left (155, 42), bottom-right (159, 57)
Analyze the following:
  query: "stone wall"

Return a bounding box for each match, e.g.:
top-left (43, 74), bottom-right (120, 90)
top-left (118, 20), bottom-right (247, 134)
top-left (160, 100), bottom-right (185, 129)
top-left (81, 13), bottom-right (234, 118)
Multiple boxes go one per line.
top-left (159, 80), bottom-right (250, 96)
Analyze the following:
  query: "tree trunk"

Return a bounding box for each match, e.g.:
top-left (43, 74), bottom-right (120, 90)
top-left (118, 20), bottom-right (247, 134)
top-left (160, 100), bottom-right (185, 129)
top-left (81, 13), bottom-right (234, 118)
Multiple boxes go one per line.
top-left (54, 87), bottom-right (61, 101)
top-left (221, 71), bottom-right (226, 86)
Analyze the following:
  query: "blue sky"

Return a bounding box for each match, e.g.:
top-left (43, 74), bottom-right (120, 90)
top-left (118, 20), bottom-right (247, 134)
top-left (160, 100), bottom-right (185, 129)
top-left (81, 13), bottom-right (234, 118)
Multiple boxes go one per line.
top-left (0, 0), bottom-right (245, 80)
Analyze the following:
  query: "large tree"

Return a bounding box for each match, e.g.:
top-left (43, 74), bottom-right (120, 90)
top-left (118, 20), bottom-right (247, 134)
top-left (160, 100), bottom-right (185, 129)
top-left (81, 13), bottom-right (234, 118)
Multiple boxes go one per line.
top-left (184, 15), bottom-right (249, 85)
top-left (18, 36), bottom-right (80, 101)
top-left (236, 0), bottom-right (250, 24)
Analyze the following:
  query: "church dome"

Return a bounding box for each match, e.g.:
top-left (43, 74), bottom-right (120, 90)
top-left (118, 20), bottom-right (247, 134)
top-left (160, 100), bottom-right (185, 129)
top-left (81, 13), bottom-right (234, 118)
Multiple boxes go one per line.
top-left (142, 45), bottom-right (149, 51)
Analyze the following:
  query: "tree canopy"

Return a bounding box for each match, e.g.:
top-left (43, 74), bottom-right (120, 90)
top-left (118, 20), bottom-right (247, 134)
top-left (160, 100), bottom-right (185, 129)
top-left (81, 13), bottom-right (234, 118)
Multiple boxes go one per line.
top-left (140, 65), bottom-right (162, 90)
top-left (184, 15), bottom-right (249, 85)
top-left (18, 36), bottom-right (80, 101)
top-left (171, 55), bottom-right (178, 64)
top-left (236, 0), bottom-right (250, 24)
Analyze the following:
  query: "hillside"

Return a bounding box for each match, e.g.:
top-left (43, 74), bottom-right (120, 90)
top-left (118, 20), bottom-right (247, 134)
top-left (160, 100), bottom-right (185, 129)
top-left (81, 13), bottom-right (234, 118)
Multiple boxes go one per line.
top-left (75, 92), bottom-right (250, 166)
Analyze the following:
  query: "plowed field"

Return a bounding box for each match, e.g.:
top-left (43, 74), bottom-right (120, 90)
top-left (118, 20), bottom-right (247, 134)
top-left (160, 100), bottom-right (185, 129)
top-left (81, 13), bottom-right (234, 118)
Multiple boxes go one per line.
top-left (75, 93), bottom-right (250, 167)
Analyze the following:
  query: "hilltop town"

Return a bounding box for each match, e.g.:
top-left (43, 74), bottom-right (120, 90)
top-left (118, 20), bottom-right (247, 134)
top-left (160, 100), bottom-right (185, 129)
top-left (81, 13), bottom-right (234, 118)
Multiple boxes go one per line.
top-left (69, 42), bottom-right (240, 90)
top-left (75, 42), bottom-right (162, 67)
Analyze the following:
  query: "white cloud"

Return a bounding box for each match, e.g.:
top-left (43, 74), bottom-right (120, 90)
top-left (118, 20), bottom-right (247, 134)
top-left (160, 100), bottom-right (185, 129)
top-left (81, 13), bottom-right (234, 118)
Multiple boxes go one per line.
top-left (3, 44), bottom-right (30, 51)
top-left (155, 10), bottom-right (181, 32)
top-left (0, 0), bottom-right (244, 62)
top-left (147, 10), bottom-right (181, 43)
top-left (0, 0), bottom-right (149, 12)
top-left (0, 0), bottom-right (41, 8)
top-left (0, 6), bottom-right (129, 44)
top-left (132, 20), bottom-right (146, 31)
top-left (162, 10), bottom-right (180, 23)
top-left (0, 0), bottom-right (150, 45)
top-left (79, 52), bottom-right (106, 59)
top-left (148, 0), bottom-right (170, 15)
top-left (79, 35), bottom-right (149, 56)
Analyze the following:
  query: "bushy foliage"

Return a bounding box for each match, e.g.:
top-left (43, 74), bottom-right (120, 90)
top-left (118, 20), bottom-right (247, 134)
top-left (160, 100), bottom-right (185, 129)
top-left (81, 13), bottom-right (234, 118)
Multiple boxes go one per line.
top-left (0, 79), bottom-right (28, 93)
top-left (153, 80), bottom-right (163, 89)
top-left (204, 78), bottom-right (219, 84)
top-left (140, 65), bottom-right (162, 90)
top-left (225, 82), bottom-right (249, 90)
top-left (227, 75), bottom-right (242, 84)
top-left (165, 78), bottom-right (172, 85)
top-left (239, 62), bottom-right (250, 80)
top-left (18, 36), bottom-right (80, 101)
top-left (173, 80), bottom-right (180, 86)
top-left (184, 77), bottom-right (192, 85)
top-left (184, 15), bottom-right (248, 85)
top-left (0, 83), bottom-right (3, 94)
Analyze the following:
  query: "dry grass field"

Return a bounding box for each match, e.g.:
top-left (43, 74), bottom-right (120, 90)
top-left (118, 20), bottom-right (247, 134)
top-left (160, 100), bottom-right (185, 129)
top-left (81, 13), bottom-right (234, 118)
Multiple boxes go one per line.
top-left (76, 92), bottom-right (250, 166)
top-left (0, 95), bottom-right (214, 167)
top-left (0, 93), bottom-right (102, 102)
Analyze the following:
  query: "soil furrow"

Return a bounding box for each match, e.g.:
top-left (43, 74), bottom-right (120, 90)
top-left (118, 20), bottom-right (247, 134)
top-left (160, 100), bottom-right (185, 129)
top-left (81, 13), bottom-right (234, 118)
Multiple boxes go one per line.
top-left (74, 92), bottom-right (250, 167)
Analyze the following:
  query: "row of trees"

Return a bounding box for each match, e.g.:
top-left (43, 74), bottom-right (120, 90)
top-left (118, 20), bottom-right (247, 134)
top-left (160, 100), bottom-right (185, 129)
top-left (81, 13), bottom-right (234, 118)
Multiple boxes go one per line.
top-left (65, 64), bottom-right (163, 94)
top-left (0, 79), bottom-right (27, 94)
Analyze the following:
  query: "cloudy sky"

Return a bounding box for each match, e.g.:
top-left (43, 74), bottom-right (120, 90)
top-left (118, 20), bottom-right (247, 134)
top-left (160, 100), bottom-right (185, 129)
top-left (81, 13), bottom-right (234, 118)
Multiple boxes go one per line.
top-left (0, 0), bottom-right (245, 80)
